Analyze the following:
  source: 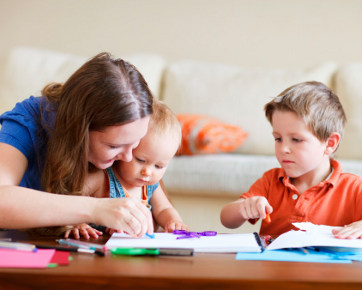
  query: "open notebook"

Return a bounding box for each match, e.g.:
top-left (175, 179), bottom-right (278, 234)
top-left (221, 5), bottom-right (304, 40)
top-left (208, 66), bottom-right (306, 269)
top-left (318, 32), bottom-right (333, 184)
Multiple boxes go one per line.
top-left (267, 222), bottom-right (362, 251)
top-left (105, 232), bottom-right (264, 253)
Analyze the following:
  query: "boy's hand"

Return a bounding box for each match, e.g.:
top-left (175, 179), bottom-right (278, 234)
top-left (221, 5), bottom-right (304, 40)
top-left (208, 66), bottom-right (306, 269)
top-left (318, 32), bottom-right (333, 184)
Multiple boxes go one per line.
top-left (332, 221), bottom-right (362, 239)
top-left (240, 196), bottom-right (273, 220)
top-left (64, 223), bottom-right (103, 240)
top-left (164, 220), bottom-right (189, 233)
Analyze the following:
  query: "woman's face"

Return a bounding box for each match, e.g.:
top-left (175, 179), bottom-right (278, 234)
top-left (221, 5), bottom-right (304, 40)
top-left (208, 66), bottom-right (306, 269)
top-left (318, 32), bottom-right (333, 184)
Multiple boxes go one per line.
top-left (88, 116), bottom-right (150, 169)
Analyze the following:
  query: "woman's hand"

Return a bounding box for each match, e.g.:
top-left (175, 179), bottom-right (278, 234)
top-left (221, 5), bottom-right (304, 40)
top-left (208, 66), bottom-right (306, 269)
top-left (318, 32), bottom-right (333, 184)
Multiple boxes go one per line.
top-left (332, 221), bottom-right (362, 239)
top-left (92, 197), bottom-right (154, 237)
top-left (64, 223), bottom-right (103, 239)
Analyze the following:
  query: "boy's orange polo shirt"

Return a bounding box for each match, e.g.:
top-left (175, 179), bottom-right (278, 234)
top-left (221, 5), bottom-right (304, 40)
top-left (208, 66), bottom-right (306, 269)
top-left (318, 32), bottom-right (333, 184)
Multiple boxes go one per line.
top-left (241, 160), bottom-right (362, 236)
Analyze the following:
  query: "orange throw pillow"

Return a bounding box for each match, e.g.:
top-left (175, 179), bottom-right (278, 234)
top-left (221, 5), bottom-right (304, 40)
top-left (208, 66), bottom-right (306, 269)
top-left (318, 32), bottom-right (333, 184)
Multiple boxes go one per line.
top-left (177, 114), bottom-right (248, 155)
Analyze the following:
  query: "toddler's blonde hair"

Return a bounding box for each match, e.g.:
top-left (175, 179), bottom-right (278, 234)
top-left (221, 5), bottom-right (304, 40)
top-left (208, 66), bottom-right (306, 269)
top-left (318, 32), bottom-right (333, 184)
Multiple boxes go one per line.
top-left (148, 100), bottom-right (181, 148)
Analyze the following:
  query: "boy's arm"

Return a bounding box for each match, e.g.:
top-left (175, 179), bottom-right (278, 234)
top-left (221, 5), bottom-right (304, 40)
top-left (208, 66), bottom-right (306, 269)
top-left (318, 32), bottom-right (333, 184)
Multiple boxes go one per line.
top-left (220, 196), bottom-right (273, 229)
top-left (220, 198), bottom-right (249, 229)
top-left (221, 170), bottom-right (275, 229)
top-left (150, 186), bottom-right (189, 232)
top-left (332, 178), bottom-right (362, 239)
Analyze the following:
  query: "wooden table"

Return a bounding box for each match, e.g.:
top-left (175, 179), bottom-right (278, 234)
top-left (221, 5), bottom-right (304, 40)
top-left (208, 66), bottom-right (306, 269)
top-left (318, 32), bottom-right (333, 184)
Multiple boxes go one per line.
top-left (1, 230), bottom-right (362, 289)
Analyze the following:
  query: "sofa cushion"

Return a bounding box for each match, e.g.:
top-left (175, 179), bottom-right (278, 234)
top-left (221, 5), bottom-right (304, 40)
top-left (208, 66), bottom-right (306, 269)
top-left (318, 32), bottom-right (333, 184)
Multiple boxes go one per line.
top-left (334, 63), bottom-right (362, 160)
top-left (161, 60), bottom-right (337, 156)
top-left (0, 47), bottom-right (86, 114)
top-left (0, 46), bottom-right (166, 114)
top-left (163, 154), bottom-right (362, 197)
top-left (177, 114), bottom-right (248, 155)
top-left (163, 154), bottom-right (280, 196)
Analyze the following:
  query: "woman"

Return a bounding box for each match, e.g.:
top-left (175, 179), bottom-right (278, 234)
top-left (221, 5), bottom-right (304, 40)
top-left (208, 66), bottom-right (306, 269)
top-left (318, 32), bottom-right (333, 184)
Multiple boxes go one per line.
top-left (0, 52), bottom-right (154, 237)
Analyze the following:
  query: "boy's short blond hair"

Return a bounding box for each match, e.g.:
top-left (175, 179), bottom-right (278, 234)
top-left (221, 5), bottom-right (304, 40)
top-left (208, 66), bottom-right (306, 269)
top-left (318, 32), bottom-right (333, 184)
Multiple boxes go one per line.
top-left (264, 81), bottom-right (346, 142)
top-left (148, 99), bottom-right (181, 148)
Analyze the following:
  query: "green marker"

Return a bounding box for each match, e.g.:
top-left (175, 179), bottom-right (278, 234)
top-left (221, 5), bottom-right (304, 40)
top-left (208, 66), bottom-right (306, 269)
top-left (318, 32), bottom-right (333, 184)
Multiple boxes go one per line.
top-left (110, 247), bottom-right (193, 256)
top-left (111, 248), bottom-right (160, 256)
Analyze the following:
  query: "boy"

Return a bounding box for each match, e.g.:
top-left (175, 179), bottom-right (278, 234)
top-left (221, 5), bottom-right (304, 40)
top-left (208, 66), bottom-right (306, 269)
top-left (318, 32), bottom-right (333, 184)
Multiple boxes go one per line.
top-left (220, 81), bottom-right (362, 239)
top-left (65, 100), bottom-right (189, 239)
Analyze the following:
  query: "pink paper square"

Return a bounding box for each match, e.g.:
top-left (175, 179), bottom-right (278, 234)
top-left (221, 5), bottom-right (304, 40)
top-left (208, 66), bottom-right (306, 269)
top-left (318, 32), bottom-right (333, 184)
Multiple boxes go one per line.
top-left (0, 248), bottom-right (56, 268)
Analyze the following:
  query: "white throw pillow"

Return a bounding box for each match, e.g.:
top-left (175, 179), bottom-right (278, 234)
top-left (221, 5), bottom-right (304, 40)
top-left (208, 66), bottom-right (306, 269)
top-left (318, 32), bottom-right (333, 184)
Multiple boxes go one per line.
top-left (0, 46), bottom-right (166, 114)
top-left (161, 60), bottom-right (337, 155)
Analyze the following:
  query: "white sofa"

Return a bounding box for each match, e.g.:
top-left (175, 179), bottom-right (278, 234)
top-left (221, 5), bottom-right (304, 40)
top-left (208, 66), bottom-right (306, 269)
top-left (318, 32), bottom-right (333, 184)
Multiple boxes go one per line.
top-left (1, 47), bottom-right (361, 233)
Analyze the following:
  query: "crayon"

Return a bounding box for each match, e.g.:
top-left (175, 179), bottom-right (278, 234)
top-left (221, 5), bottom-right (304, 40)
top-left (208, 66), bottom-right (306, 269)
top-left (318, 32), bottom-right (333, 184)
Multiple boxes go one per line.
top-left (264, 213), bottom-right (271, 223)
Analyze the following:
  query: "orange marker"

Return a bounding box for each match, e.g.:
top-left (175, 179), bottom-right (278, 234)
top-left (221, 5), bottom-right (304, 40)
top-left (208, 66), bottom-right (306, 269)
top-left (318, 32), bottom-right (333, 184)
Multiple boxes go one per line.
top-left (264, 213), bottom-right (271, 223)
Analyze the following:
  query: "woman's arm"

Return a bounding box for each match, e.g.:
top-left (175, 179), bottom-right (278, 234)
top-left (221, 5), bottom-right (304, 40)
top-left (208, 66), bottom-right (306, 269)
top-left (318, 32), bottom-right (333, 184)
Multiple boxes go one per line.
top-left (0, 143), bottom-right (153, 236)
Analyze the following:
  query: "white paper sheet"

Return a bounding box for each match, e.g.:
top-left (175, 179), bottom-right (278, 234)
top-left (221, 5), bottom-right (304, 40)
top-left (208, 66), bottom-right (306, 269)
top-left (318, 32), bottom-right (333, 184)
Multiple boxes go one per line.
top-left (267, 222), bottom-right (362, 250)
top-left (105, 232), bottom-right (263, 253)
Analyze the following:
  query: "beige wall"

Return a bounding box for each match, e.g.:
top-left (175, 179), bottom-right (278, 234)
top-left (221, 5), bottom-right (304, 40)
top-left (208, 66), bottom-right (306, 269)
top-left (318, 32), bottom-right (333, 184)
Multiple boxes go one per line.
top-left (1, 0), bottom-right (362, 68)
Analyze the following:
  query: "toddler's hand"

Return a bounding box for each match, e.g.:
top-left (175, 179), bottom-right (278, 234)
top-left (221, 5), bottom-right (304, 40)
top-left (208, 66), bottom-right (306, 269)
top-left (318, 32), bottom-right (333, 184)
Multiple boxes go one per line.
top-left (64, 223), bottom-right (103, 240)
top-left (332, 221), bottom-right (362, 239)
top-left (164, 220), bottom-right (189, 233)
top-left (105, 228), bottom-right (123, 236)
top-left (240, 196), bottom-right (273, 221)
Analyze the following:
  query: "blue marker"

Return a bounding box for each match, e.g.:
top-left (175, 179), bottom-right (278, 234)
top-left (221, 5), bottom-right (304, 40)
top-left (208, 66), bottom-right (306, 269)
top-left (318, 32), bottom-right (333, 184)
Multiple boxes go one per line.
top-left (145, 233), bottom-right (155, 239)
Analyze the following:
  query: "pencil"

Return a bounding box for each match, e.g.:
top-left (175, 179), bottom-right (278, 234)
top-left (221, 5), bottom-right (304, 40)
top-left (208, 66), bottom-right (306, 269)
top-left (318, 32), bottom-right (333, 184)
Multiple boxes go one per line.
top-left (0, 241), bottom-right (36, 252)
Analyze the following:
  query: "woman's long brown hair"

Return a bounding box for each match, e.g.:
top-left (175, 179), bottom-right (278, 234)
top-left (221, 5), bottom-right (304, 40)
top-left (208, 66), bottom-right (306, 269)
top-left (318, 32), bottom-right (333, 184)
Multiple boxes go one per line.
top-left (41, 52), bottom-right (153, 195)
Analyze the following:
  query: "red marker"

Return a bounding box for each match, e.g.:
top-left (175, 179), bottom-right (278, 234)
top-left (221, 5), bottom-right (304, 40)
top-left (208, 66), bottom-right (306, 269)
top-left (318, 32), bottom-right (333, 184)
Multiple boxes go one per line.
top-left (264, 213), bottom-right (271, 223)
